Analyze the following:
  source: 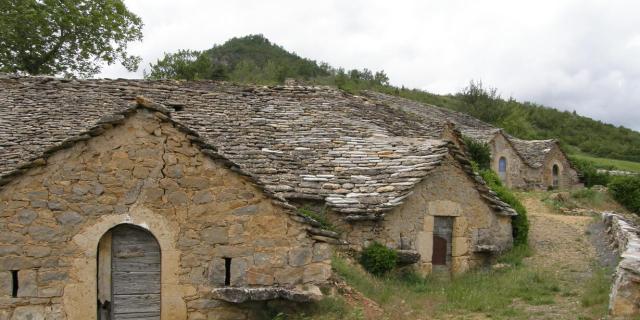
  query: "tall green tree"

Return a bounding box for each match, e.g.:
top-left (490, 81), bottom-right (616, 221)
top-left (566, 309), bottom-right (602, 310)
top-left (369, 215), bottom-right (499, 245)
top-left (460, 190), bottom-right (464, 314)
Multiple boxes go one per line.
top-left (0, 0), bottom-right (143, 77)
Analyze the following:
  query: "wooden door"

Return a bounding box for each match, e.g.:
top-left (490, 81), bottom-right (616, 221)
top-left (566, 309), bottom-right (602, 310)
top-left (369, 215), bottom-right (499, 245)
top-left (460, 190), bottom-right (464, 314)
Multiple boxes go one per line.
top-left (432, 235), bottom-right (447, 265)
top-left (111, 225), bottom-right (161, 320)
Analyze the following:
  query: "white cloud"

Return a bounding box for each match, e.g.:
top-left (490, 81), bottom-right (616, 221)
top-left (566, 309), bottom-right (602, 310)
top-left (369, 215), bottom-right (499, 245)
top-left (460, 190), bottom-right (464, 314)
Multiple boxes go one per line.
top-left (99, 0), bottom-right (640, 131)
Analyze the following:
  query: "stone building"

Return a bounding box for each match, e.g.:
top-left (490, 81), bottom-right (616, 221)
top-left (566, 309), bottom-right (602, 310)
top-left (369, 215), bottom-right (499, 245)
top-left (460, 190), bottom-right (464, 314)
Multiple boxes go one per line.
top-left (0, 76), bottom-right (514, 319)
top-left (362, 91), bottom-right (582, 190)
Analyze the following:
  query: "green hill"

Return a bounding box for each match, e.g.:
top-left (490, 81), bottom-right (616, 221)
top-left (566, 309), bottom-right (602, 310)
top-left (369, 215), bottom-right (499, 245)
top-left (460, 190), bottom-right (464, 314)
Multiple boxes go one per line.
top-left (145, 34), bottom-right (640, 165)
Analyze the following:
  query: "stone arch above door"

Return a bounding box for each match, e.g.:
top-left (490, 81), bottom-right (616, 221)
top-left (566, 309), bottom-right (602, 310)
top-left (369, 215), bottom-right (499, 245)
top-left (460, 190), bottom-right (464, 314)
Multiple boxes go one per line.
top-left (63, 210), bottom-right (190, 320)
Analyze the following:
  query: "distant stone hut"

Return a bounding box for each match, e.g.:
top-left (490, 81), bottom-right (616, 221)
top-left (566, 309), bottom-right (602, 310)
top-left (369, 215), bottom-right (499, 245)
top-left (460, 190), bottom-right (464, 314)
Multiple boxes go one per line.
top-left (363, 91), bottom-right (582, 190)
top-left (0, 76), bottom-right (514, 320)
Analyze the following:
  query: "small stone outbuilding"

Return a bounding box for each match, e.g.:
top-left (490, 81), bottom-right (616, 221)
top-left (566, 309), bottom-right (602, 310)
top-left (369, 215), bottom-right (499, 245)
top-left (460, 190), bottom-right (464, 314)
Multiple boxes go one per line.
top-left (0, 76), bottom-right (515, 319)
top-left (362, 91), bottom-right (582, 190)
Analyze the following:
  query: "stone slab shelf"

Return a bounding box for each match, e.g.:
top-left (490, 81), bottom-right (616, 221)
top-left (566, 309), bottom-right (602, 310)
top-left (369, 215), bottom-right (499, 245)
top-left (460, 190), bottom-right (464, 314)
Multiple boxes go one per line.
top-left (211, 287), bottom-right (320, 303)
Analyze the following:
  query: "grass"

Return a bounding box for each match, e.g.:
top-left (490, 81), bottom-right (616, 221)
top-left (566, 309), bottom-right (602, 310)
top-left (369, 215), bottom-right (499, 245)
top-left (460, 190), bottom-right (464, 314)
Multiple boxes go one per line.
top-left (269, 297), bottom-right (365, 320)
top-left (328, 246), bottom-right (561, 319)
top-left (298, 206), bottom-right (337, 232)
top-left (571, 153), bottom-right (640, 173)
top-left (541, 188), bottom-right (628, 214)
top-left (580, 266), bottom-right (613, 315)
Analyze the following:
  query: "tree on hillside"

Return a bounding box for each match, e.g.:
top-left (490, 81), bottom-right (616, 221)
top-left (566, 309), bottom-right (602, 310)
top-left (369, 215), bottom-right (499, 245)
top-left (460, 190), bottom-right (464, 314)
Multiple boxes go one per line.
top-left (0, 0), bottom-right (143, 77)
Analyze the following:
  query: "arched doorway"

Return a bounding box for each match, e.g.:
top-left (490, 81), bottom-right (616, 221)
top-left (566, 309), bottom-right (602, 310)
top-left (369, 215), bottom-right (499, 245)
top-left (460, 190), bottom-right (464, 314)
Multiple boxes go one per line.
top-left (97, 224), bottom-right (161, 320)
top-left (498, 157), bottom-right (507, 181)
top-left (552, 164), bottom-right (560, 188)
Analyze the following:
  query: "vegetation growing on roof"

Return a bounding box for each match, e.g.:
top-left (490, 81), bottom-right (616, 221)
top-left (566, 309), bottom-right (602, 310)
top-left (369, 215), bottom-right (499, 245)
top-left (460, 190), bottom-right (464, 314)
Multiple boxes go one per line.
top-left (297, 206), bottom-right (337, 232)
top-left (462, 136), bottom-right (491, 170)
top-left (480, 169), bottom-right (529, 246)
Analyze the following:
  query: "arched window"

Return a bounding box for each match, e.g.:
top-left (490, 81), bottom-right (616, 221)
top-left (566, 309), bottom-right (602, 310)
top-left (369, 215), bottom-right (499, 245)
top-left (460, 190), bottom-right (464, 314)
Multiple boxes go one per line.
top-left (498, 157), bottom-right (507, 181)
top-left (552, 164), bottom-right (560, 188)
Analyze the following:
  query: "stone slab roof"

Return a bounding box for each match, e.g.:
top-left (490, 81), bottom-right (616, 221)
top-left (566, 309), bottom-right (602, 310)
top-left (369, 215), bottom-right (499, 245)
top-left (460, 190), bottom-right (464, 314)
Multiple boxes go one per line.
top-left (506, 137), bottom-right (557, 168)
top-left (361, 91), bottom-right (500, 143)
top-left (0, 75), bottom-right (515, 218)
top-left (362, 91), bottom-right (560, 168)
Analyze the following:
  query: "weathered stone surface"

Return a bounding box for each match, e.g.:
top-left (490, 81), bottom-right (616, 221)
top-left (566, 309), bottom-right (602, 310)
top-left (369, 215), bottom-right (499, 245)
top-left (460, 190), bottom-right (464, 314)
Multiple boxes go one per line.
top-left (231, 205), bottom-right (259, 216)
top-left (193, 190), bottom-right (214, 204)
top-left (186, 298), bottom-right (221, 310)
top-left (17, 269), bottom-right (37, 297)
top-left (0, 272), bottom-right (11, 296)
top-left (288, 248), bottom-right (312, 267)
top-left (25, 245), bottom-right (51, 258)
top-left (55, 211), bottom-right (83, 225)
top-left (17, 209), bottom-right (38, 224)
top-left (312, 243), bottom-right (332, 262)
top-left (27, 226), bottom-right (60, 242)
top-left (0, 246), bottom-right (20, 256)
top-left (201, 226), bottom-right (228, 245)
top-left (302, 263), bottom-right (331, 283)
top-left (10, 306), bottom-right (45, 320)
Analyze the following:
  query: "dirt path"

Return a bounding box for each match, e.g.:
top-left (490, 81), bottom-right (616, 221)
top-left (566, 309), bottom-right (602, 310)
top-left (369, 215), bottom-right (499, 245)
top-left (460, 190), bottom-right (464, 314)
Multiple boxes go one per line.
top-left (518, 193), bottom-right (604, 319)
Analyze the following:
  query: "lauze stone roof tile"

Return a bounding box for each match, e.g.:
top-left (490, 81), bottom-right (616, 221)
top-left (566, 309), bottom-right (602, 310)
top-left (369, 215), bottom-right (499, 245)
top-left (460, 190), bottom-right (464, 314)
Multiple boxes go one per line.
top-left (362, 90), bottom-right (559, 168)
top-left (0, 75), bottom-right (516, 219)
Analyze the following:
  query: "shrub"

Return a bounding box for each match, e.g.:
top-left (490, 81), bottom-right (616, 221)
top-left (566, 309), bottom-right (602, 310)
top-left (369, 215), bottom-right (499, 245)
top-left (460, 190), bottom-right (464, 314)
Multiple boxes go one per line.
top-left (608, 175), bottom-right (640, 214)
top-left (569, 156), bottom-right (611, 187)
top-left (463, 136), bottom-right (491, 170)
top-left (359, 242), bottom-right (398, 276)
top-left (480, 169), bottom-right (529, 246)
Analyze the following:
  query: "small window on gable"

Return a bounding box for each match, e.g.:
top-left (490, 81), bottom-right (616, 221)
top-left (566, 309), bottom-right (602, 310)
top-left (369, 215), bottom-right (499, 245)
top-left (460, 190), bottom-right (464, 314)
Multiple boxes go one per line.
top-left (11, 270), bottom-right (18, 297)
top-left (224, 258), bottom-right (232, 286)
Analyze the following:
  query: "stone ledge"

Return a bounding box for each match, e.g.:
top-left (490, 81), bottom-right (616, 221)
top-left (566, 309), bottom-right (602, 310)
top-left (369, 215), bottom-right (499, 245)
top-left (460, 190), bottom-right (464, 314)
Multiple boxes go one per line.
top-left (396, 250), bottom-right (421, 266)
top-left (472, 244), bottom-right (500, 253)
top-left (211, 286), bottom-right (321, 304)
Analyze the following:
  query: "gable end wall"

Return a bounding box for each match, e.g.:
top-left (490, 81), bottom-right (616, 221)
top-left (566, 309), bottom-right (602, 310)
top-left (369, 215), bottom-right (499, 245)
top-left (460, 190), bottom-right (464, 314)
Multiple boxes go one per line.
top-left (0, 110), bottom-right (330, 320)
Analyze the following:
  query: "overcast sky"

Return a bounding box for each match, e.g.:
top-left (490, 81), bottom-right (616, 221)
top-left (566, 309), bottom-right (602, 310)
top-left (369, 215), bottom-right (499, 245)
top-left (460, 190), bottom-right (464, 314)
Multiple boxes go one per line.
top-left (99, 0), bottom-right (640, 131)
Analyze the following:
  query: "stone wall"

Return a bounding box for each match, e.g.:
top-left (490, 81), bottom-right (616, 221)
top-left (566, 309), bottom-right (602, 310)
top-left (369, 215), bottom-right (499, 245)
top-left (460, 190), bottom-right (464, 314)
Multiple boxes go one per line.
top-left (602, 212), bottom-right (640, 317)
top-left (331, 156), bottom-right (513, 274)
top-left (0, 110), bottom-right (331, 320)
top-left (489, 133), bottom-right (527, 189)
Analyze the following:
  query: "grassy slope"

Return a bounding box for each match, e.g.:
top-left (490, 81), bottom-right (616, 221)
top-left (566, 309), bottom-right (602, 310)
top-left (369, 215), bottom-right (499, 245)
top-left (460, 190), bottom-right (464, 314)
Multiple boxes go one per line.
top-left (571, 153), bottom-right (640, 173)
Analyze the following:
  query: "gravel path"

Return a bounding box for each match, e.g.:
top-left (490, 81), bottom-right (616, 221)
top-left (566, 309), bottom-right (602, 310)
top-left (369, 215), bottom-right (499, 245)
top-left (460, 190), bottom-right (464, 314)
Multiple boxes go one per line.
top-left (519, 193), bottom-right (610, 320)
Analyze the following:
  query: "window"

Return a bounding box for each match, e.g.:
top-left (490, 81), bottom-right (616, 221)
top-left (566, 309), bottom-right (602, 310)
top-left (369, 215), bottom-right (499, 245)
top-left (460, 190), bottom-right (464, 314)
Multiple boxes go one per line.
top-left (498, 157), bottom-right (507, 181)
top-left (224, 258), bottom-right (232, 286)
top-left (11, 270), bottom-right (18, 297)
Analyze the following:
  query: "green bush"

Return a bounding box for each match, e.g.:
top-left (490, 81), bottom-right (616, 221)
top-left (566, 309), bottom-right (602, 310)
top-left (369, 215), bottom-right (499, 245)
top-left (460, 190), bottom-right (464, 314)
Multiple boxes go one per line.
top-left (608, 175), bottom-right (640, 214)
top-left (463, 136), bottom-right (491, 170)
top-left (359, 242), bottom-right (398, 276)
top-left (569, 156), bottom-right (611, 187)
top-left (480, 169), bottom-right (529, 246)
